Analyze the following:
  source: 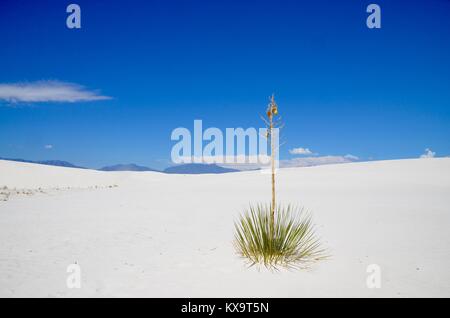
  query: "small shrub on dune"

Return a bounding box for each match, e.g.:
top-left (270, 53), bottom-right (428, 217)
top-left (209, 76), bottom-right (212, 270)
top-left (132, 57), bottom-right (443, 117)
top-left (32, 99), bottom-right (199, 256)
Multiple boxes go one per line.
top-left (234, 203), bottom-right (325, 269)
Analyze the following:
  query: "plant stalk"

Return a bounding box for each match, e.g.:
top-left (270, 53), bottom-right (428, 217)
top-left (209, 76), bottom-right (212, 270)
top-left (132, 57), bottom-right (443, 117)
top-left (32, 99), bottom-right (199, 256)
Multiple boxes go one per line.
top-left (270, 99), bottom-right (276, 229)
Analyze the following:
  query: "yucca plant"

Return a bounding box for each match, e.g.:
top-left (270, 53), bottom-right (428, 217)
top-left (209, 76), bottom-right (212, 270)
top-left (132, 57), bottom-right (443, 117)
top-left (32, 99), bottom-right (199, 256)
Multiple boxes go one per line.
top-left (233, 95), bottom-right (325, 269)
top-left (234, 204), bottom-right (324, 269)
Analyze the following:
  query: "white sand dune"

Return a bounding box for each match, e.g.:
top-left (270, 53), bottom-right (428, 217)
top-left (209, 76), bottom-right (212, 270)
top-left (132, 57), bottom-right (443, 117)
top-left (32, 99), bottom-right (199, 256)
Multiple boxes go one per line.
top-left (0, 158), bottom-right (449, 297)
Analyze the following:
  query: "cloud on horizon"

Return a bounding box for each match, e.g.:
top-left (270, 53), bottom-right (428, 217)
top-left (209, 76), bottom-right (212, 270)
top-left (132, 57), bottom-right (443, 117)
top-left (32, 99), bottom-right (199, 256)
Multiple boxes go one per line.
top-left (187, 154), bottom-right (360, 170)
top-left (174, 152), bottom-right (360, 170)
top-left (0, 81), bottom-right (111, 103)
top-left (280, 155), bottom-right (359, 168)
top-left (420, 148), bottom-right (436, 159)
top-left (289, 147), bottom-right (316, 155)
top-left (343, 154), bottom-right (359, 161)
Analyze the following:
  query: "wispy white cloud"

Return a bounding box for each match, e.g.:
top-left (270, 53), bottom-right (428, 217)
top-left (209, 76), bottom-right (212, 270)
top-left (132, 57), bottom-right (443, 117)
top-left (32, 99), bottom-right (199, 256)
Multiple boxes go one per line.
top-left (44, 144), bottom-right (53, 150)
top-left (289, 147), bottom-right (316, 155)
top-left (0, 81), bottom-right (111, 103)
top-left (420, 148), bottom-right (435, 159)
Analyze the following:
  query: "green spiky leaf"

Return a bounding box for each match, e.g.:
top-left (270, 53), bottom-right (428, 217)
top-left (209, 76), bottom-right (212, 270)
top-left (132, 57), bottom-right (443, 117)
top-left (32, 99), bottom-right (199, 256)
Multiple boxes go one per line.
top-left (234, 203), bottom-right (326, 269)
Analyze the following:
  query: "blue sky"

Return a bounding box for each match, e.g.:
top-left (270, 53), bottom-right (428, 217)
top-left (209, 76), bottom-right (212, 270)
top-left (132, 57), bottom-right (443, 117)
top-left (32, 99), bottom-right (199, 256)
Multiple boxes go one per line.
top-left (0, 0), bottom-right (449, 169)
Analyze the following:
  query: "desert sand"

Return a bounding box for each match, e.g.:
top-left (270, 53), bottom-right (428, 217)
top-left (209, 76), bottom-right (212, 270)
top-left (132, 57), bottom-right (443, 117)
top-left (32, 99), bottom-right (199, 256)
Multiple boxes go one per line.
top-left (0, 158), bottom-right (449, 297)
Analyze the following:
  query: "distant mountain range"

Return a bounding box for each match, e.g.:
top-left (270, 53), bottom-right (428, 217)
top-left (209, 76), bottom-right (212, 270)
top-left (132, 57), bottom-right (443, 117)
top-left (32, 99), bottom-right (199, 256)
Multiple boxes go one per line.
top-left (98, 163), bottom-right (159, 172)
top-left (0, 157), bottom-right (85, 169)
top-left (163, 163), bottom-right (239, 174)
top-left (0, 157), bottom-right (239, 174)
top-left (0, 156), bottom-right (361, 174)
top-left (100, 163), bottom-right (239, 174)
